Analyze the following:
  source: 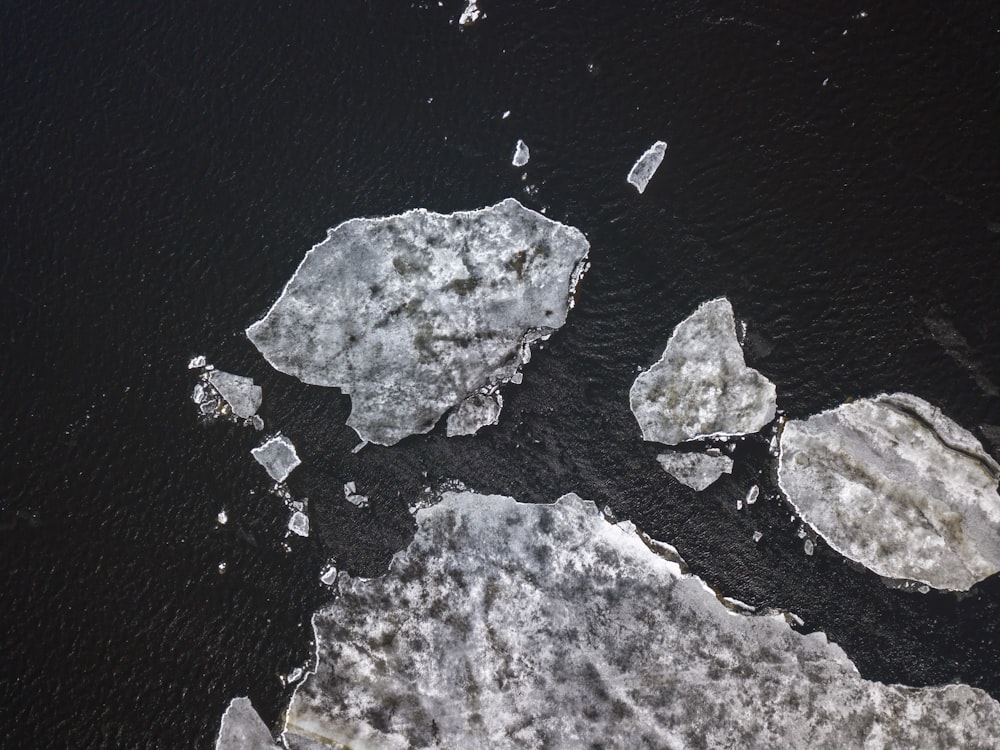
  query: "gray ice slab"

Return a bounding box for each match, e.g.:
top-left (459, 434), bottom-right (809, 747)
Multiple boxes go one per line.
top-left (511, 139), bottom-right (530, 167)
top-left (281, 490), bottom-right (1000, 749)
top-left (251, 434), bottom-right (301, 483)
top-left (247, 199), bottom-right (589, 445)
top-left (215, 697), bottom-right (279, 750)
top-left (630, 297), bottom-right (777, 445)
top-left (208, 370), bottom-right (263, 419)
top-left (779, 392), bottom-right (1000, 591)
top-left (656, 451), bottom-right (733, 490)
top-left (626, 140), bottom-right (667, 193)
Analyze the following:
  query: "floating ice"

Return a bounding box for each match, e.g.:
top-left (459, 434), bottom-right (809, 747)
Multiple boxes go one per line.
top-left (217, 509), bottom-right (228, 525)
top-left (458, 0), bottom-right (480, 25)
top-left (207, 371), bottom-right (263, 420)
top-left (288, 511), bottom-right (309, 537)
top-left (251, 434), bottom-right (301, 483)
top-left (343, 481), bottom-right (369, 508)
top-left (246, 199), bottom-right (589, 445)
top-left (188, 355), bottom-right (207, 369)
top-left (502, 110), bottom-right (511, 119)
top-left (778, 392), bottom-right (1000, 591)
top-left (319, 563), bottom-right (338, 586)
top-left (746, 485), bottom-right (759, 505)
top-left (279, 490), bottom-right (1000, 749)
top-left (445, 390), bottom-right (503, 437)
top-left (626, 140), bottom-right (667, 194)
top-left (655, 451), bottom-right (733, 490)
top-left (630, 297), bottom-right (777, 445)
top-left (215, 697), bottom-right (279, 750)
top-left (511, 139), bottom-right (530, 167)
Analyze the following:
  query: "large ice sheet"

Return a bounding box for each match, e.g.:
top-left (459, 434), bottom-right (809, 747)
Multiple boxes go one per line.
top-left (251, 434), bottom-right (301, 483)
top-left (779, 393), bottom-right (1000, 591)
top-left (215, 697), bottom-right (279, 750)
top-left (626, 140), bottom-right (667, 193)
top-left (247, 199), bottom-right (589, 445)
top-left (630, 297), bottom-right (777, 445)
top-left (656, 450), bottom-right (733, 490)
top-left (281, 490), bottom-right (1000, 749)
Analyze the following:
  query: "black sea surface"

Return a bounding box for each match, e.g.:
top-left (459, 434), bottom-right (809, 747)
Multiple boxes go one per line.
top-left (2, 1), bottom-right (1000, 748)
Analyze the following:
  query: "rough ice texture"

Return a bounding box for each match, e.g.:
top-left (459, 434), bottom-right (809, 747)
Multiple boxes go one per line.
top-left (251, 434), bottom-right (301, 483)
top-left (281, 490), bottom-right (1000, 749)
top-left (630, 297), bottom-right (777, 445)
top-left (626, 140), bottom-right (667, 193)
top-left (207, 370), bottom-right (262, 419)
top-left (656, 451), bottom-right (733, 490)
top-left (778, 392), bottom-right (1000, 591)
top-left (247, 199), bottom-right (589, 446)
top-left (215, 697), bottom-right (279, 750)
top-left (512, 139), bottom-right (530, 167)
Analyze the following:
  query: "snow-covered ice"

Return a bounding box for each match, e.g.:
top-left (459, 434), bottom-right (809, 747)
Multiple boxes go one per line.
top-left (626, 140), bottom-right (667, 193)
top-left (246, 199), bottom-right (589, 445)
top-left (655, 451), bottom-right (733, 490)
top-left (511, 139), bottom-right (530, 167)
top-left (251, 434), bottom-right (301, 483)
top-left (630, 297), bottom-right (777, 445)
top-left (215, 697), bottom-right (279, 750)
top-left (779, 392), bottom-right (1000, 591)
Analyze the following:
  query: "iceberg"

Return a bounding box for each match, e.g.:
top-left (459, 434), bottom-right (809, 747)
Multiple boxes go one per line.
top-left (279, 490), bottom-right (1000, 749)
top-left (251, 434), bottom-right (301, 483)
top-left (215, 697), bottom-right (279, 750)
top-left (246, 199), bottom-right (589, 446)
top-left (655, 451), bottom-right (733, 490)
top-left (511, 139), bottom-right (530, 167)
top-left (630, 297), bottom-right (777, 445)
top-left (778, 392), bottom-right (1000, 591)
top-left (626, 140), bottom-right (667, 194)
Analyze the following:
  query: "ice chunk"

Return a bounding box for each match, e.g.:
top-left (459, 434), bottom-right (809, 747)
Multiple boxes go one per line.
top-left (446, 391), bottom-right (503, 437)
top-left (217, 509), bottom-right (228, 525)
top-left (778, 392), bottom-right (1000, 591)
top-left (655, 451), bottom-right (733, 491)
top-left (320, 563), bottom-right (338, 586)
top-left (458, 0), bottom-right (480, 25)
top-left (511, 139), bottom-right (530, 167)
top-left (502, 110), bottom-right (511, 119)
top-left (746, 485), bottom-right (759, 505)
top-left (626, 140), bottom-right (667, 194)
top-left (188, 355), bottom-right (207, 369)
top-left (215, 697), bottom-right (279, 750)
top-left (246, 199), bottom-right (589, 445)
top-left (630, 298), bottom-right (777, 445)
top-left (207, 370), bottom-right (263, 420)
top-left (343, 481), bottom-right (369, 508)
top-left (804, 538), bottom-right (815, 556)
top-left (753, 530), bottom-right (763, 543)
top-left (251, 434), bottom-right (301, 483)
top-left (281, 490), bottom-right (1000, 749)
top-left (288, 511), bottom-right (309, 537)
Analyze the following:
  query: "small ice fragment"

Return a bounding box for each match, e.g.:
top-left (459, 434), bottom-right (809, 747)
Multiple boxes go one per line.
top-left (286, 667), bottom-right (304, 684)
top-left (512, 139), bottom-right (530, 167)
top-left (214, 696), bottom-right (279, 750)
top-left (753, 531), bottom-right (763, 543)
top-left (188, 355), bottom-right (207, 369)
top-left (288, 511), bottom-right (310, 537)
top-left (207, 370), bottom-right (263, 420)
top-left (502, 110), bottom-right (511, 119)
top-left (859, 10), bottom-right (868, 18)
top-left (458, 0), bottom-right (480, 25)
top-left (351, 440), bottom-right (368, 454)
top-left (218, 561), bottom-right (227, 573)
top-left (344, 482), bottom-right (370, 508)
top-left (746, 486), bottom-right (759, 505)
top-left (251, 434), bottom-right (302, 483)
top-left (626, 140), bottom-right (668, 194)
top-left (217, 509), bottom-right (228, 525)
top-left (822, 77), bottom-right (829, 86)
top-left (736, 498), bottom-right (744, 510)
top-left (251, 414), bottom-right (265, 431)
top-left (320, 563), bottom-right (338, 586)
top-left (804, 538), bottom-right (815, 556)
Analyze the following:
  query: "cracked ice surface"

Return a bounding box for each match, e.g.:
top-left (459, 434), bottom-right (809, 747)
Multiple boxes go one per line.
top-left (215, 697), bottom-right (279, 750)
top-left (779, 392), bottom-right (1000, 591)
top-left (656, 451), bottom-right (733, 490)
top-left (630, 297), bottom-right (777, 445)
top-left (626, 140), bottom-right (667, 193)
top-left (280, 490), bottom-right (1000, 749)
top-left (251, 434), bottom-right (301, 483)
top-left (247, 199), bottom-right (589, 445)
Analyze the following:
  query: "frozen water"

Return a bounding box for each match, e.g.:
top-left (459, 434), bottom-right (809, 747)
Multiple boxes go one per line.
top-left (188, 355), bottom-right (206, 369)
top-left (458, 0), bottom-right (480, 25)
top-left (343, 481), bottom-right (369, 508)
top-left (655, 451), bottom-right (733, 490)
top-left (746, 485), bottom-right (759, 505)
top-left (630, 297), bottom-right (777, 445)
top-left (288, 511), bottom-right (309, 537)
top-left (779, 392), bottom-right (1000, 591)
top-left (446, 391), bottom-right (503, 437)
top-left (280, 490), bottom-right (1000, 749)
top-left (511, 139), bottom-right (530, 167)
top-left (319, 564), bottom-right (338, 586)
top-left (251, 434), bottom-right (301, 483)
top-left (207, 370), bottom-right (262, 420)
top-left (247, 199), bottom-right (589, 445)
top-left (216, 509), bottom-right (228, 525)
top-left (215, 697), bottom-right (279, 750)
top-left (626, 140), bottom-right (667, 193)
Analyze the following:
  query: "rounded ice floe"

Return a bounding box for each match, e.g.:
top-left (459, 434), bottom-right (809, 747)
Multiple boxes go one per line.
top-left (511, 139), bottom-right (530, 167)
top-left (656, 451), bottom-right (733, 490)
top-left (246, 199), bottom-right (589, 446)
top-left (215, 697), bottom-right (279, 750)
top-left (278, 489), bottom-right (1000, 750)
top-left (778, 392), bottom-right (1000, 591)
top-left (630, 297), bottom-right (777, 445)
top-left (626, 140), bottom-right (667, 193)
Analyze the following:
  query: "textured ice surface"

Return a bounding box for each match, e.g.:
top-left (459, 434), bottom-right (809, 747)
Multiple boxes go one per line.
top-left (779, 392), bottom-right (1000, 591)
top-left (630, 297), bottom-right (777, 445)
top-left (215, 697), bottom-right (279, 750)
top-left (656, 451), bottom-right (733, 490)
top-left (281, 490), bottom-right (1000, 749)
top-left (512, 139), bottom-right (530, 167)
top-left (207, 370), bottom-right (262, 419)
top-left (626, 140), bottom-right (667, 193)
top-left (251, 434), bottom-right (301, 483)
top-left (247, 199), bottom-right (589, 445)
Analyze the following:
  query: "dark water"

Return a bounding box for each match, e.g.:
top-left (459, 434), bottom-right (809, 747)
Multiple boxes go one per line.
top-left (2, 1), bottom-right (999, 747)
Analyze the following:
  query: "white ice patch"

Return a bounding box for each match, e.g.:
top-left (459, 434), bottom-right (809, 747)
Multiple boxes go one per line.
top-left (511, 139), bottom-right (530, 167)
top-left (215, 697), bottom-right (279, 750)
top-left (288, 511), bottom-right (309, 537)
top-left (626, 140), bottom-right (667, 193)
top-left (778, 392), bottom-right (1000, 591)
top-left (251, 434), bottom-right (302, 483)
top-left (655, 451), bottom-right (733, 490)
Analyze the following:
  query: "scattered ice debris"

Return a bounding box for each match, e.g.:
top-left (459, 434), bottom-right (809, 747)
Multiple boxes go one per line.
top-left (246, 199), bottom-right (589, 446)
top-left (217, 509), bottom-right (228, 525)
top-left (502, 110), bottom-right (511, 119)
top-left (214, 697), bottom-right (280, 750)
top-left (753, 530), bottom-right (763, 543)
top-left (343, 481), bottom-right (369, 508)
top-left (278, 490), bottom-right (1000, 749)
top-left (251, 434), bottom-right (302, 483)
top-left (188, 355), bottom-right (207, 369)
top-left (779, 393), bottom-right (1000, 591)
top-left (288, 511), bottom-right (310, 537)
top-left (319, 563), bottom-right (338, 586)
top-left (655, 451), bottom-right (733, 490)
top-left (626, 140), bottom-right (668, 194)
top-left (630, 297), bottom-right (777, 445)
top-left (746, 485), bottom-right (759, 505)
top-left (458, 0), bottom-right (481, 26)
top-left (511, 139), bottom-right (530, 167)
top-left (446, 390), bottom-right (503, 437)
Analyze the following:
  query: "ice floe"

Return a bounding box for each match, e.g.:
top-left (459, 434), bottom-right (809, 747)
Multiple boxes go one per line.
top-left (778, 392), bottom-right (1000, 591)
top-left (251, 434), bottom-right (301, 483)
top-left (215, 697), bottom-right (279, 750)
top-left (511, 139), bottom-right (530, 167)
top-left (655, 451), bottom-right (733, 490)
top-left (190, 362), bottom-right (263, 424)
top-left (278, 490), bottom-right (1000, 749)
top-left (626, 140), bottom-right (667, 193)
top-left (287, 511), bottom-right (310, 537)
top-left (630, 297), bottom-right (777, 445)
top-left (458, 0), bottom-right (481, 26)
top-left (445, 390), bottom-right (503, 436)
top-left (246, 199), bottom-right (590, 445)
top-left (343, 481), bottom-right (369, 508)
